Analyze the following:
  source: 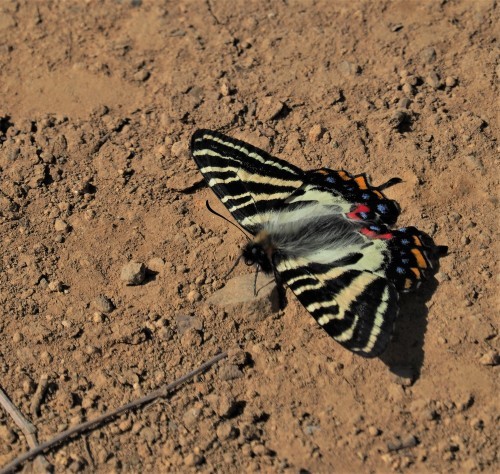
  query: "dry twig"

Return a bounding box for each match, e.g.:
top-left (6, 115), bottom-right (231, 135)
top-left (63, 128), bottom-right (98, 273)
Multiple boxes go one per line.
top-left (0, 352), bottom-right (227, 474)
top-left (0, 388), bottom-right (51, 473)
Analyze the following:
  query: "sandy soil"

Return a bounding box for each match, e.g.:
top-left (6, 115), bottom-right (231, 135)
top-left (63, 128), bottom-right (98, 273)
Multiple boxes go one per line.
top-left (0, 0), bottom-right (498, 472)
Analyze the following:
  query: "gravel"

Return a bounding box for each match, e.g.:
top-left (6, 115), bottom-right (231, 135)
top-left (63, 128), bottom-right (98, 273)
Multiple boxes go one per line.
top-left (120, 261), bottom-right (146, 285)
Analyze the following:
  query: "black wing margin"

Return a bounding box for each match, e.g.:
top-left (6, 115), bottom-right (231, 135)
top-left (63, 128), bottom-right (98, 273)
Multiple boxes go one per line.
top-left (191, 129), bottom-right (304, 234)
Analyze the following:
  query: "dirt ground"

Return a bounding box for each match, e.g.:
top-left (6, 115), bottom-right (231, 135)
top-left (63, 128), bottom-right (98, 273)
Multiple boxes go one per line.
top-left (0, 0), bottom-right (498, 473)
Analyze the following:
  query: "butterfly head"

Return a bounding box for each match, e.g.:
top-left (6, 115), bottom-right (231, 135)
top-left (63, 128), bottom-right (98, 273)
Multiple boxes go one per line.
top-left (242, 236), bottom-right (275, 275)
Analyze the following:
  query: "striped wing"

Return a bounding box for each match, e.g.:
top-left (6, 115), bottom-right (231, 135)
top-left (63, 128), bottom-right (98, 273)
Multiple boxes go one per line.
top-left (275, 255), bottom-right (399, 358)
top-left (191, 129), bottom-right (304, 234)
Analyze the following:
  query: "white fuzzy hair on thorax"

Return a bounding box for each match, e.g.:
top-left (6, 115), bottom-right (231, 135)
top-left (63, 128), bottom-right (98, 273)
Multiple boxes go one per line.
top-left (260, 203), bottom-right (366, 263)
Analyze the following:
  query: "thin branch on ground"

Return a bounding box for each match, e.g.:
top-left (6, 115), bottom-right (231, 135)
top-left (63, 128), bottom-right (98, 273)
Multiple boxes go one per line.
top-left (0, 387), bottom-right (52, 473)
top-left (0, 351), bottom-right (228, 474)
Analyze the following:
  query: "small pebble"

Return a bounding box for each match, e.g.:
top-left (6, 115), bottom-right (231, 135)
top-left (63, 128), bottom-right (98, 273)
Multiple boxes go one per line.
top-left (219, 364), bottom-right (244, 381)
top-left (390, 110), bottom-right (410, 128)
top-left (133, 69), bottom-right (150, 82)
top-left (187, 289), bottom-right (202, 303)
top-left (460, 235), bottom-right (470, 245)
top-left (54, 218), bottom-right (70, 232)
top-left (402, 83), bottom-right (414, 95)
top-left (0, 425), bottom-right (18, 443)
top-left (338, 60), bottom-right (361, 76)
top-left (216, 422), bottom-right (237, 441)
top-left (435, 272), bottom-right (450, 282)
top-left (40, 351), bottom-right (53, 363)
top-left (220, 82), bottom-right (232, 96)
top-left (213, 393), bottom-right (237, 418)
top-left (92, 312), bottom-right (105, 323)
top-left (308, 124), bottom-right (324, 142)
top-left (184, 453), bottom-right (203, 467)
top-left (92, 295), bottom-right (115, 313)
top-left (48, 280), bottom-right (64, 292)
top-left (175, 314), bottom-right (203, 335)
top-left (403, 75), bottom-right (418, 86)
top-left (118, 418), bottom-right (132, 432)
top-left (368, 426), bottom-right (380, 436)
top-left (421, 47), bottom-right (436, 63)
top-left (147, 257), bottom-right (165, 272)
top-left (478, 350), bottom-right (499, 366)
top-left (120, 261), bottom-right (146, 285)
top-left (401, 434), bottom-right (418, 449)
top-left (398, 97), bottom-right (411, 109)
top-left (180, 328), bottom-right (203, 348)
top-left (171, 140), bottom-right (188, 158)
top-left (426, 71), bottom-right (442, 89)
top-left (445, 76), bottom-right (457, 88)
top-left (257, 97), bottom-right (285, 121)
top-left (22, 378), bottom-right (36, 395)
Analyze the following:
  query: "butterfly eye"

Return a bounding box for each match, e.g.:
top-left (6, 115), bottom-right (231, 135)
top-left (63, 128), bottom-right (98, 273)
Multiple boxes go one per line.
top-left (252, 247), bottom-right (258, 255)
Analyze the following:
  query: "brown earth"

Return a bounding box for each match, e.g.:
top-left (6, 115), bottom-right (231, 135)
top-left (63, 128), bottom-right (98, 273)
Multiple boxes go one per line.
top-left (0, 0), bottom-right (498, 473)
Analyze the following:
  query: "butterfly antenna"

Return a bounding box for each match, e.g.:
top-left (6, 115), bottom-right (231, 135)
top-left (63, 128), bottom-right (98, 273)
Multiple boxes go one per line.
top-left (205, 201), bottom-right (250, 241)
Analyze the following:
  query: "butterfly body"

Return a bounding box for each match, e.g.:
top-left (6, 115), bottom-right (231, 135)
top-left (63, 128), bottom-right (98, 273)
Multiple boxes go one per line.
top-left (191, 129), bottom-right (446, 358)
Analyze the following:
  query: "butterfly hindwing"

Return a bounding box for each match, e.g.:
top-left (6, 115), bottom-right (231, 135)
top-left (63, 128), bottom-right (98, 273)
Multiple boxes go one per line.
top-left (191, 129), bottom-right (304, 233)
top-left (274, 254), bottom-right (399, 358)
top-left (307, 169), bottom-right (401, 226)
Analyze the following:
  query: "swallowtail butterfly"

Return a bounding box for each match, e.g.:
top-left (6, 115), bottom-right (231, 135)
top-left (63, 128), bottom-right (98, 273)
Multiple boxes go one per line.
top-left (191, 129), bottom-right (446, 358)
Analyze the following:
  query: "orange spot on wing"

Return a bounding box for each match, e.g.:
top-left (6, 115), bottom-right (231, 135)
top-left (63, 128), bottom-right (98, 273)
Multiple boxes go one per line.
top-left (404, 278), bottom-right (413, 290)
top-left (411, 249), bottom-right (428, 269)
top-left (373, 190), bottom-right (384, 199)
top-left (354, 176), bottom-right (368, 190)
top-left (413, 235), bottom-right (423, 246)
top-left (317, 169), bottom-right (329, 175)
top-left (410, 267), bottom-right (421, 279)
top-left (337, 171), bottom-right (350, 180)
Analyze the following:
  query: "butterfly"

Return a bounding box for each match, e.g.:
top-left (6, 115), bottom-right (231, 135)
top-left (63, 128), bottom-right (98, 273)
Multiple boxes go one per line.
top-left (191, 129), bottom-right (447, 358)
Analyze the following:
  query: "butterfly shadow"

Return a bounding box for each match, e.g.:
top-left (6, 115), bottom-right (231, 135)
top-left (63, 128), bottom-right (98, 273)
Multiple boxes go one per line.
top-left (379, 276), bottom-right (440, 382)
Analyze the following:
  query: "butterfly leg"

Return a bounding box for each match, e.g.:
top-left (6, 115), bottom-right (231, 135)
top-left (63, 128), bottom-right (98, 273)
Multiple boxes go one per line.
top-left (253, 265), bottom-right (259, 297)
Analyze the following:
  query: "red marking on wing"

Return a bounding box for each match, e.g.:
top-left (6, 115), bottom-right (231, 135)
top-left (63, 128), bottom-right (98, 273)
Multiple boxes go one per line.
top-left (360, 228), bottom-right (393, 240)
top-left (347, 204), bottom-right (371, 220)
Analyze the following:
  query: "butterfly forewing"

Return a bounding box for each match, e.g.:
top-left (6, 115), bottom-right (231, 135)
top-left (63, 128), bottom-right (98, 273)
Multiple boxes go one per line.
top-left (191, 129), bottom-right (304, 233)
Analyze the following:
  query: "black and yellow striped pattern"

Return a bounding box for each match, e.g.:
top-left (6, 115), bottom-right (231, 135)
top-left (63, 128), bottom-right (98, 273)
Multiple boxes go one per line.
top-left (191, 129), bottom-right (444, 358)
top-left (275, 257), bottom-right (398, 356)
top-left (191, 130), bottom-right (304, 233)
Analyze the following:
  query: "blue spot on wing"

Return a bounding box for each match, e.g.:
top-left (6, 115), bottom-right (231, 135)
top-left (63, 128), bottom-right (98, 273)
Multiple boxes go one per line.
top-left (377, 203), bottom-right (389, 214)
